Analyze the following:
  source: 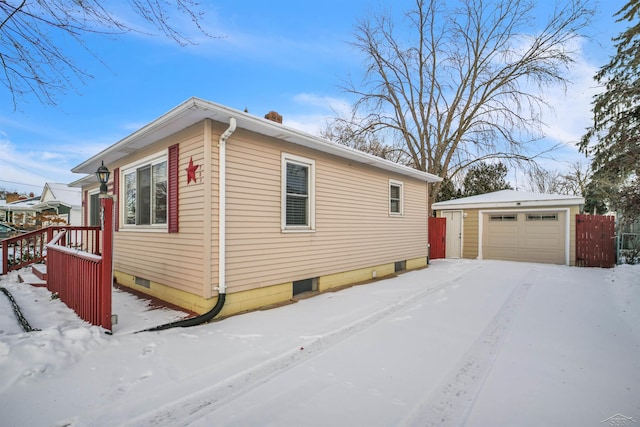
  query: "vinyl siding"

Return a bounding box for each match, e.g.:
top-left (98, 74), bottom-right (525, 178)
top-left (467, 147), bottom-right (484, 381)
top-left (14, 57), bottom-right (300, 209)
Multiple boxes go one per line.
top-left (88, 119), bottom-right (429, 301)
top-left (110, 123), bottom-right (209, 296)
top-left (568, 205), bottom-right (580, 266)
top-left (223, 129), bottom-right (428, 294)
top-left (462, 209), bottom-right (479, 259)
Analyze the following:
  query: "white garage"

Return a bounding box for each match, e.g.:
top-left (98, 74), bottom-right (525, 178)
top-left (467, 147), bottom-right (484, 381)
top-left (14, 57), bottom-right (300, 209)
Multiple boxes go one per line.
top-left (432, 190), bottom-right (585, 266)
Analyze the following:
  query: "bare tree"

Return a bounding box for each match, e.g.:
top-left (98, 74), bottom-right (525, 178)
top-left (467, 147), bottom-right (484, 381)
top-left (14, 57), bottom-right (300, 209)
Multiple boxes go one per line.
top-left (526, 167), bottom-right (563, 194)
top-left (321, 119), bottom-right (408, 164)
top-left (558, 161), bottom-right (591, 196)
top-left (0, 1), bottom-right (212, 108)
top-left (526, 161), bottom-right (591, 196)
top-left (329, 0), bottom-right (593, 208)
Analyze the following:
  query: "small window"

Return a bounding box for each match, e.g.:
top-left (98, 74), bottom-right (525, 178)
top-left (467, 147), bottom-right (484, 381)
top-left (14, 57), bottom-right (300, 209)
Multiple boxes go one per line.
top-left (490, 214), bottom-right (517, 221)
top-left (282, 153), bottom-right (315, 231)
top-left (389, 180), bottom-right (404, 215)
top-left (527, 213), bottom-right (558, 221)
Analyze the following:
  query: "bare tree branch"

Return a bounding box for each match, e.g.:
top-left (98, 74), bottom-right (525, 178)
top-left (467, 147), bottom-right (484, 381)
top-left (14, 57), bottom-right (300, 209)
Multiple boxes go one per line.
top-left (326, 0), bottom-right (593, 208)
top-left (0, 0), bottom-right (216, 108)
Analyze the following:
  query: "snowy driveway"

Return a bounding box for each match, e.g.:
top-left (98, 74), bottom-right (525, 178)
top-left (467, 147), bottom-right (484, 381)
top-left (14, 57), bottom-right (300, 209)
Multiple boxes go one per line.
top-left (1, 260), bottom-right (639, 426)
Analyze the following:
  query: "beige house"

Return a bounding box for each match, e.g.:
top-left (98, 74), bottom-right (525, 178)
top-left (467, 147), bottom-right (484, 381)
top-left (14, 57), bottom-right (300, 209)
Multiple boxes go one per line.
top-left (432, 190), bottom-right (585, 266)
top-left (70, 97), bottom-right (441, 318)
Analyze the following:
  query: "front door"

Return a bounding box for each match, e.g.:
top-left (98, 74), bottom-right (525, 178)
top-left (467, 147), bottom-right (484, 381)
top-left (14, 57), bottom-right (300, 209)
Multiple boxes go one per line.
top-left (444, 211), bottom-right (462, 258)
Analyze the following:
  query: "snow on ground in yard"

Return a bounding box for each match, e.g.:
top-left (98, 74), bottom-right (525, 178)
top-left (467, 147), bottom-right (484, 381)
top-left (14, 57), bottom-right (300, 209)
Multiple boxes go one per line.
top-left (0, 260), bottom-right (638, 427)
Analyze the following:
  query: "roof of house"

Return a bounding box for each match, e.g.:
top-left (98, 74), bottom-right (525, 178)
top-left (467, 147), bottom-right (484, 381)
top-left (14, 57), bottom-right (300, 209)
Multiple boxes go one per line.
top-left (431, 189), bottom-right (585, 210)
top-left (0, 196), bottom-right (41, 211)
top-left (70, 97), bottom-right (442, 185)
top-left (33, 183), bottom-right (82, 209)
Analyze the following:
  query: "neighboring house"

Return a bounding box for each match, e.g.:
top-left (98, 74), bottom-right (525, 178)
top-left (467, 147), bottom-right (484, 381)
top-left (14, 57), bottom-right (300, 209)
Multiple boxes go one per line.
top-left (32, 183), bottom-right (82, 226)
top-left (432, 190), bottom-right (585, 266)
top-left (70, 97), bottom-right (441, 317)
top-left (0, 195), bottom-right (40, 228)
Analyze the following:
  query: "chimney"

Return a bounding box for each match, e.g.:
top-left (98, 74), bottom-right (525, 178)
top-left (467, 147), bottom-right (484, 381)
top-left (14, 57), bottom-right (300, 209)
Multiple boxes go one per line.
top-left (6, 192), bottom-right (19, 203)
top-left (264, 111), bottom-right (283, 124)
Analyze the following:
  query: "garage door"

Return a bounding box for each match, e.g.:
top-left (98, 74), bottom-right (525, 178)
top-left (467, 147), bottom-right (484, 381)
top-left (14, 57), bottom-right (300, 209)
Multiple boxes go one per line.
top-left (482, 211), bottom-right (565, 264)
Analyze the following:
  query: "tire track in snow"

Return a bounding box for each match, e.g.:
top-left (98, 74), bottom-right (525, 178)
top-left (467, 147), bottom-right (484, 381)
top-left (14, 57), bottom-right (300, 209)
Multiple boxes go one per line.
top-left (401, 276), bottom-right (533, 427)
top-left (122, 266), bottom-right (482, 427)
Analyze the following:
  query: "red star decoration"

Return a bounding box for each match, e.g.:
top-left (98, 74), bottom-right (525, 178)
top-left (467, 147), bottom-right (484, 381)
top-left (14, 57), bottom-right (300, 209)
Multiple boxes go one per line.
top-left (186, 157), bottom-right (199, 184)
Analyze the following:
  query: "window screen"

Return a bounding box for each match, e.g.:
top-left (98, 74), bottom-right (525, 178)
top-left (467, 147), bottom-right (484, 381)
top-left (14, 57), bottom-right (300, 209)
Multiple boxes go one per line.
top-left (286, 162), bottom-right (309, 226)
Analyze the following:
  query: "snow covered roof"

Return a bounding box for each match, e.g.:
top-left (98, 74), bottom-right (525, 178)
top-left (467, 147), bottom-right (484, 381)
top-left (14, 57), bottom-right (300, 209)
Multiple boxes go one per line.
top-left (37, 183), bottom-right (81, 207)
top-left (70, 97), bottom-right (442, 185)
top-left (1, 196), bottom-right (40, 211)
top-left (432, 189), bottom-right (585, 210)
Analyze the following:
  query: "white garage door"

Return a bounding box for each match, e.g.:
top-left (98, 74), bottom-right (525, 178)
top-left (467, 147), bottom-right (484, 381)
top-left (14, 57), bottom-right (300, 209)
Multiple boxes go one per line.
top-left (482, 211), bottom-right (565, 265)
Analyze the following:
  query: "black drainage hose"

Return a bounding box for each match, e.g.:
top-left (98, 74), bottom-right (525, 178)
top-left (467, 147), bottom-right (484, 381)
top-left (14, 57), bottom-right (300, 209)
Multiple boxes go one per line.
top-left (0, 287), bottom-right (40, 333)
top-left (137, 293), bottom-right (226, 333)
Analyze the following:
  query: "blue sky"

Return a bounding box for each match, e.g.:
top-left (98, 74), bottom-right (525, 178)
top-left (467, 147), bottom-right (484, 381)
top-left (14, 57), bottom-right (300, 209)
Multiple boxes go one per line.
top-left (0, 0), bottom-right (622, 195)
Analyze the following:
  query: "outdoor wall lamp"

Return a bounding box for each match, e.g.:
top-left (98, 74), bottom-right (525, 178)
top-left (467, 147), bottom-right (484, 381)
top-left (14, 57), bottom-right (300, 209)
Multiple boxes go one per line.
top-left (96, 161), bottom-right (110, 195)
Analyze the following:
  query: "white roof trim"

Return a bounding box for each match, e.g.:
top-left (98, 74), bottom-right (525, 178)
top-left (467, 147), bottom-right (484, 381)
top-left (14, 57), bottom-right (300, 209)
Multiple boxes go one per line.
top-left (71, 97), bottom-right (442, 184)
top-left (432, 189), bottom-right (584, 210)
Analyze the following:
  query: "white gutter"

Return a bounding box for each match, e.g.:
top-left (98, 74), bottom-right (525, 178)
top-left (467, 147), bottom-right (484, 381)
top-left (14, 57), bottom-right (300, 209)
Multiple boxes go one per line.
top-left (218, 117), bottom-right (237, 294)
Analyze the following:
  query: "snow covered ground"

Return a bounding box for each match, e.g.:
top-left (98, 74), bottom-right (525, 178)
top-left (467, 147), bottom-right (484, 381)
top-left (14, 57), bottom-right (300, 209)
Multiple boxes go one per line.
top-left (0, 259), bottom-right (638, 427)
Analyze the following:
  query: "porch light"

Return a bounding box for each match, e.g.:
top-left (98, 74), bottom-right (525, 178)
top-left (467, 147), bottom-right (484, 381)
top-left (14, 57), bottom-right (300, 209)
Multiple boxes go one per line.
top-left (96, 161), bottom-right (110, 195)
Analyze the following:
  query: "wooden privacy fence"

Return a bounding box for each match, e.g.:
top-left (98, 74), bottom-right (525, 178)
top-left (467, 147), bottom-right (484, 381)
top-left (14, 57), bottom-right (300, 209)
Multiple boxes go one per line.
top-left (429, 217), bottom-right (446, 260)
top-left (576, 214), bottom-right (616, 268)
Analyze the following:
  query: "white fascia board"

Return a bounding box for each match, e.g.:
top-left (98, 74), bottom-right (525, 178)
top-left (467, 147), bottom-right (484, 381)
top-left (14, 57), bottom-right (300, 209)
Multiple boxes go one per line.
top-left (433, 198), bottom-right (584, 210)
top-left (68, 174), bottom-right (97, 188)
top-left (71, 97), bottom-right (442, 184)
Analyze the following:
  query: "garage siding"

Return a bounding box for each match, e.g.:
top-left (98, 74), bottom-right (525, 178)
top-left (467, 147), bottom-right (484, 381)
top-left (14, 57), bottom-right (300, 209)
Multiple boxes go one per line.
top-left (463, 210), bottom-right (479, 259)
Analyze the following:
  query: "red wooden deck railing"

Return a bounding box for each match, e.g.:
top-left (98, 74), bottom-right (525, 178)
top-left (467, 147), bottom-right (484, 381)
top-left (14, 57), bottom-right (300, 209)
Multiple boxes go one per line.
top-left (1, 226), bottom-right (100, 274)
top-left (45, 198), bottom-right (113, 330)
top-left (1, 198), bottom-right (113, 330)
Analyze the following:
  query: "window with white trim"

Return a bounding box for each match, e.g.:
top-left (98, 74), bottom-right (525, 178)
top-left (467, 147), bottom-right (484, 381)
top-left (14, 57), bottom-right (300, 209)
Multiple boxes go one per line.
top-left (282, 153), bottom-right (315, 231)
top-left (389, 180), bottom-right (404, 216)
top-left (122, 154), bottom-right (168, 227)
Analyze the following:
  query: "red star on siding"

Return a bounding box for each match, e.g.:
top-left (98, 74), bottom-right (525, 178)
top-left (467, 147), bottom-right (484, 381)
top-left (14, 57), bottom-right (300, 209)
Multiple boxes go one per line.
top-left (186, 157), bottom-right (199, 184)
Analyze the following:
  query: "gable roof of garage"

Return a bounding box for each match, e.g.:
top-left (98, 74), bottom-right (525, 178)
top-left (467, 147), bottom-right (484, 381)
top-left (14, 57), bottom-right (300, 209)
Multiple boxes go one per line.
top-left (432, 189), bottom-right (585, 210)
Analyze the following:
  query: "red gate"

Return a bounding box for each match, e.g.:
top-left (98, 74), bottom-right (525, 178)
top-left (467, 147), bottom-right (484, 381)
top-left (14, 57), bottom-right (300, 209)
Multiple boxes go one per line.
top-left (576, 214), bottom-right (616, 268)
top-left (429, 217), bottom-right (446, 260)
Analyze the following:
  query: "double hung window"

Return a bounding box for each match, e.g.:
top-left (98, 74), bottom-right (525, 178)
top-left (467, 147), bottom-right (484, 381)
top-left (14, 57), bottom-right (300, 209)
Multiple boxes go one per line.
top-left (389, 180), bottom-right (404, 216)
top-left (282, 153), bottom-right (315, 231)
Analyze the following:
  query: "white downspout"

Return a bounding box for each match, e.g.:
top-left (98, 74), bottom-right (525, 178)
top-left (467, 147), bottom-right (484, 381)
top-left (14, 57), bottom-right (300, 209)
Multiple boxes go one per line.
top-left (218, 117), bottom-right (237, 295)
